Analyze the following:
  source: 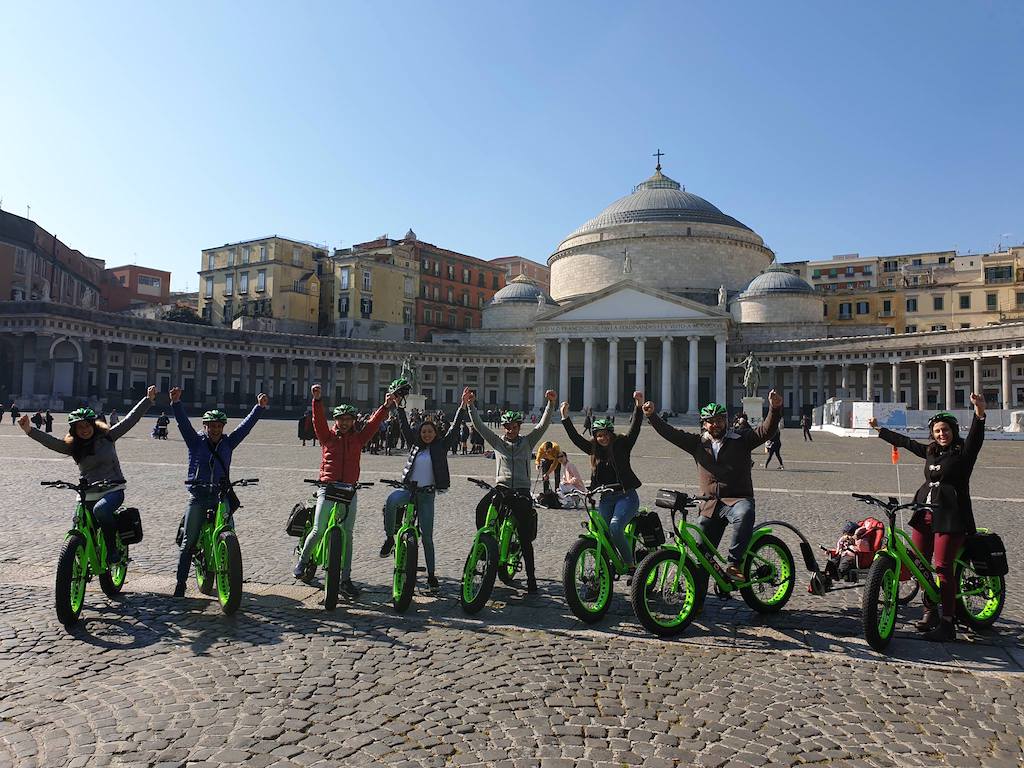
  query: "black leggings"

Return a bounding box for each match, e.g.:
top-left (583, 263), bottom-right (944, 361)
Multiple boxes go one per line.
top-left (475, 490), bottom-right (537, 581)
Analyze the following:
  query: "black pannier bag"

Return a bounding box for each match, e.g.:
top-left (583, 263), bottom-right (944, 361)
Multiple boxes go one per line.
top-left (324, 482), bottom-right (357, 504)
top-left (175, 516), bottom-right (184, 546)
top-left (655, 489), bottom-right (687, 511)
top-left (286, 502), bottom-right (314, 537)
top-left (634, 510), bottom-right (666, 548)
top-left (115, 507), bottom-right (144, 545)
top-left (964, 532), bottom-right (1008, 577)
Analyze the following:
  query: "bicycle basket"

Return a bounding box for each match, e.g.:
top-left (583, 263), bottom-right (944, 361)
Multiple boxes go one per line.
top-left (655, 489), bottom-right (687, 511)
top-left (115, 507), bottom-right (144, 545)
top-left (634, 509), bottom-right (666, 548)
top-left (324, 482), bottom-right (357, 503)
top-left (286, 502), bottom-right (314, 537)
top-left (964, 532), bottom-right (1008, 577)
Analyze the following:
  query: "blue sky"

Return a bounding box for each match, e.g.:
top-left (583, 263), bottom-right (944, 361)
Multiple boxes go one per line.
top-left (1, 2), bottom-right (1021, 290)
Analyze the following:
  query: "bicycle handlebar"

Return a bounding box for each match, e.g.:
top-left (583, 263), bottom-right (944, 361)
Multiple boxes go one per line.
top-left (466, 477), bottom-right (494, 490)
top-left (851, 493), bottom-right (929, 513)
top-left (41, 479), bottom-right (119, 492)
top-left (303, 479), bottom-right (374, 489)
top-left (185, 478), bottom-right (260, 489)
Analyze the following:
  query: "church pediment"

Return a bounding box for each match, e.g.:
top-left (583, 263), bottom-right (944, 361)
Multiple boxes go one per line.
top-left (537, 281), bottom-right (728, 323)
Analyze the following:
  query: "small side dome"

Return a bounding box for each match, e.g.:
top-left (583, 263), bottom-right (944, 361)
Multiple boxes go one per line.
top-left (489, 274), bottom-right (557, 306)
top-left (404, 228), bottom-right (418, 241)
top-left (739, 263), bottom-right (814, 298)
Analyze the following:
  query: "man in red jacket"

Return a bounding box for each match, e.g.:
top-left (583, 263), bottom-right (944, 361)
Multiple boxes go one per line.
top-left (293, 384), bottom-right (395, 598)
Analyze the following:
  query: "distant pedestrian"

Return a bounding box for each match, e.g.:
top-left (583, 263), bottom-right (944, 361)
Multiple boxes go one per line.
top-left (107, 410), bottom-right (120, 426)
top-left (800, 414), bottom-right (813, 442)
top-left (765, 427), bottom-right (785, 470)
top-left (10, 404), bottom-right (20, 425)
top-left (44, 410), bottom-right (53, 433)
top-left (582, 407), bottom-right (593, 436)
top-left (0, 403), bottom-right (5, 422)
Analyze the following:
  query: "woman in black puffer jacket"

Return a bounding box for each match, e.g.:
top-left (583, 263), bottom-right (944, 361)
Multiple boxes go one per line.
top-left (868, 393), bottom-right (987, 642)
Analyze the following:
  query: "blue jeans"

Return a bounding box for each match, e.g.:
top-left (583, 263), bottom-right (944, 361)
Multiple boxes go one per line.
top-left (384, 489), bottom-right (437, 576)
top-left (694, 498), bottom-right (756, 606)
top-left (177, 489), bottom-right (218, 586)
top-left (90, 490), bottom-right (125, 564)
top-left (299, 487), bottom-right (358, 581)
top-left (597, 489), bottom-right (640, 567)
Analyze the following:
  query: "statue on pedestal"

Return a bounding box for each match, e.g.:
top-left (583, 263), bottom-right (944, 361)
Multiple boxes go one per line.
top-left (400, 355), bottom-right (419, 393)
top-left (741, 352), bottom-right (761, 398)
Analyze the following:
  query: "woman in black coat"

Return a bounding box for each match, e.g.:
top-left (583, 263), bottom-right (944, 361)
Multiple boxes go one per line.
top-left (868, 393), bottom-right (986, 642)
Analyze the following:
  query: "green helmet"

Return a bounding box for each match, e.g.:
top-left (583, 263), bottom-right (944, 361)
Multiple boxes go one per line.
top-left (202, 409), bottom-right (228, 424)
top-left (67, 407), bottom-right (98, 426)
top-left (699, 402), bottom-right (728, 420)
top-left (928, 411), bottom-right (959, 431)
top-left (387, 378), bottom-right (411, 398)
top-left (592, 417), bottom-right (615, 433)
top-left (332, 404), bottom-right (358, 419)
top-left (500, 410), bottom-right (524, 425)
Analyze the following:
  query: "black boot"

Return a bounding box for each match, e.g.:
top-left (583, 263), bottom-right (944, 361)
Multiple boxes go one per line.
top-left (923, 617), bottom-right (955, 643)
top-left (915, 596), bottom-right (940, 632)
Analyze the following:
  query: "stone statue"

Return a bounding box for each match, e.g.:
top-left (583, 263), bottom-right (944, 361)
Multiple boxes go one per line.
top-left (400, 355), bottom-right (419, 393)
top-left (622, 249), bottom-right (632, 274)
top-left (718, 285), bottom-right (727, 310)
top-left (741, 352), bottom-right (761, 398)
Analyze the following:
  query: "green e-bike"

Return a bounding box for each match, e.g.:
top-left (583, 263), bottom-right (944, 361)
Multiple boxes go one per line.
top-left (461, 477), bottom-right (527, 614)
top-left (379, 478), bottom-right (432, 613)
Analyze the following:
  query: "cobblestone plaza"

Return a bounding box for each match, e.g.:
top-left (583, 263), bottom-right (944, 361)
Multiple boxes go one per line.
top-left (0, 415), bottom-right (1021, 767)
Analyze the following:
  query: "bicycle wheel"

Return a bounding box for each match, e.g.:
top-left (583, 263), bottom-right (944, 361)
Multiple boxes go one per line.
top-left (99, 548), bottom-right (128, 597)
top-left (215, 531), bottom-right (243, 616)
top-left (55, 533), bottom-right (88, 627)
top-left (393, 530), bottom-right (418, 613)
top-left (324, 527), bottom-right (343, 611)
top-left (629, 548), bottom-right (698, 637)
top-left (562, 538), bottom-right (613, 624)
top-left (955, 561), bottom-right (1005, 629)
top-left (862, 553), bottom-right (900, 652)
top-left (461, 533), bottom-right (499, 615)
top-left (497, 525), bottom-right (521, 586)
top-left (195, 547), bottom-right (216, 595)
top-left (740, 534), bottom-right (795, 614)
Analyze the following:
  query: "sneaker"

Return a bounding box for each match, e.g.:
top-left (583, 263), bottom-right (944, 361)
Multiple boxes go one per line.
top-left (340, 580), bottom-right (360, 600)
top-left (725, 564), bottom-right (744, 582)
top-left (293, 561), bottom-right (307, 579)
top-left (379, 536), bottom-right (395, 558)
top-left (173, 581), bottom-right (186, 598)
top-left (427, 575), bottom-right (440, 593)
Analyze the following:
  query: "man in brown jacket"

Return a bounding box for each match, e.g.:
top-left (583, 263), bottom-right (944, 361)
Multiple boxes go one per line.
top-left (643, 390), bottom-right (783, 604)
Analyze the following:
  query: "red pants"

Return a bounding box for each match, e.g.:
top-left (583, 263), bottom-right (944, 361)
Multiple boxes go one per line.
top-left (910, 510), bottom-right (965, 619)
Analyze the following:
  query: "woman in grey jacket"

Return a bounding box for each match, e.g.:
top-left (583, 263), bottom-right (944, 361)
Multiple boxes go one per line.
top-left (20, 387), bottom-right (157, 564)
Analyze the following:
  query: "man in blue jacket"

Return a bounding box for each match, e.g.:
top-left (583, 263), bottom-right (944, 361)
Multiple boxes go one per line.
top-left (169, 386), bottom-right (269, 597)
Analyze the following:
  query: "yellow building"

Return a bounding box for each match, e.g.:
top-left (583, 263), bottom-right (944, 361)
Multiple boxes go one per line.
top-left (199, 236), bottom-right (332, 335)
top-left (333, 236), bottom-right (419, 341)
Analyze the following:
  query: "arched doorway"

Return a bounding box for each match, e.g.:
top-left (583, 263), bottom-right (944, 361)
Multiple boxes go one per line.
top-left (50, 338), bottom-right (81, 397)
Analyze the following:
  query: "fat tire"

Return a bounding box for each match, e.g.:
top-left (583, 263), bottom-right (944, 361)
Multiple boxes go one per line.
top-left (739, 534), bottom-right (795, 614)
top-left (324, 527), bottom-right (343, 611)
top-left (562, 538), bottom-right (613, 624)
top-left (629, 548), bottom-right (697, 637)
top-left (862, 553), bottom-right (899, 652)
top-left (393, 530), bottom-right (418, 613)
top-left (954, 561), bottom-right (1005, 630)
top-left (99, 550), bottom-right (128, 597)
top-left (497, 528), bottom-right (521, 586)
top-left (216, 531), bottom-right (244, 616)
top-left (55, 533), bottom-right (88, 627)
top-left (461, 533), bottom-right (499, 615)
top-left (195, 550), bottom-right (216, 595)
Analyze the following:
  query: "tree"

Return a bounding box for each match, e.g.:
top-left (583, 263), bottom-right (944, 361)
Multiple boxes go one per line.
top-left (164, 306), bottom-right (211, 325)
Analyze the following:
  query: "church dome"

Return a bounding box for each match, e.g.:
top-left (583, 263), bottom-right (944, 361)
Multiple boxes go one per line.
top-left (739, 263), bottom-right (814, 297)
top-left (489, 274), bottom-right (557, 306)
top-left (566, 168), bottom-right (753, 239)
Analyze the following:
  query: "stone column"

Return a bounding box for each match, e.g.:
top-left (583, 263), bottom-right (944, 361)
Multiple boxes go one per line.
top-left (121, 344), bottom-right (134, 401)
top-left (217, 353), bottom-right (227, 407)
top-left (263, 357), bottom-right (273, 399)
top-left (687, 335), bottom-right (699, 414)
top-left (865, 362), bottom-right (874, 402)
top-left (889, 361), bottom-right (898, 403)
top-left (840, 363), bottom-right (849, 399)
top-left (607, 337), bottom-right (619, 412)
top-left (170, 349), bottom-right (181, 391)
top-left (478, 365), bottom-right (486, 403)
top-left (97, 342), bottom-right (109, 401)
top-left (634, 336), bottom-right (646, 395)
top-left (371, 363), bottom-right (381, 406)
top-left (972, 357), bottom-right (982, 397)
top-left (558, 337), bottom-right (570, 404)
top-left (815, 363), bottom-right (824, 407)
top-left (533, 338), bottom-right (546, 411)
top-left (146, 347), bottom-right (157, 389)
top-left (241, 356), bottom-right (251, 401)
top-left (76, 341), bottom-right (91, 397)
top-left (793, 365), bottom-right (802, 414)
top-left (1001, 356), bottom-right (1011, 409)
top-left (660, 336), bottom-right (673, 413)
top-left (582, 338), bottom-right (594, 410)
top-left (943, 359), bottom-right (954, 410)
top-left (917, 361), bottom-right (927, 410)
top-left (714, 336), bottom-right (727, 406)
top-left (328, 360), bottom-right (337, 403)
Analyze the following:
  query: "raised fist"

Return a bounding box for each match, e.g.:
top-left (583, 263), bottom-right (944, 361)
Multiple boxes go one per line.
top-left (642, 401), bottom-right (656, 417)
top-left (559, 401), bottom-right (570, 419)
top-left (17, 414), bottom-right (30, 434)
top-left (311, 384), bottom-right (322, 400)
top-left (768, 389), bottom-right (783, 410)
top-left (147, 385), bottom-right (158, 402)
top-left (169, 387), bottom-right (182, 403)
top-left (633, 391), bottom-right (644, 406)
top-left (544, 390), bottom-right (557, 402)
top-left (257, 393), bottom-right (269, 408)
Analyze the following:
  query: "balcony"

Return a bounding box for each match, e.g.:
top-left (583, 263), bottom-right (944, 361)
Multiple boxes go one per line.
top-left (878, 310), bottom-right (894, 318)
top-left (837, 312), bottom-right (853, 320)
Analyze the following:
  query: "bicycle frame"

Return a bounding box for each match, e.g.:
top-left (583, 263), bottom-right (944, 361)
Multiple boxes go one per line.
top-left (469, 496), bottom-right (520, 571)
top-left (68, 498), bottom-right (111, 575)
top-left (196, 495), bottom-right (233, 565)
top-left (312, 501), bottom-right (350, 568)
top-left (578, 505), bottom-right (636, 575)
top-left (666, 512), bottom-right (779, 591)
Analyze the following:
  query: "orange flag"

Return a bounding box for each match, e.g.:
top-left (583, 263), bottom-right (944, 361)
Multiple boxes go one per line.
top-left (891, 446), bottom-right (900, 464)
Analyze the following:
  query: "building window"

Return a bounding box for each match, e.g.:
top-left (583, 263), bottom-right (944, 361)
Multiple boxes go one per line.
top-left (205, 277), bottom-right (214, 298)
top-left (447, 264), bottom-right (455, 280)
top-left (477, 273), bottom-right (485, 287)
top-left (340, 267), bottom-right (350, 290)
top-left (433, 261), bottom-right (439, 276)
top-left (404, 277), bottom-right (414, 298)
top-left (256, 270), bottom-right (266, 292)
top-left (448, 312), bottom-right (456, 328)
top-left (933, 296), bottom-right (943, 311)
top-left (906, 297), bottom-right (918, 313)
top-left (227, 250), bottom-right (235, 267)
top-left (292, 247), bottom-right (302, 266)
top-left (904, 324), bottom-right (917, 333)
top-left (461, 290), bottom-right (469, 306)
top-left (986, 292), bottom-right (998, 311)
top-left (478, 295), bottom-right (485, 309)
top-left (463, 314), bottom-right (472, 329)
top-left (422, 259), bottom-right (429, 272)
top-left (239, 273), bottom-right (248, 293)
top-left (856, 301), bottom-right (869, 315)
top-left (225, 275), bottom-right (234, 296)
top-left (960, 323), bottom-right (971, 329)
top-left (447, 287), bottom-right (454, 303)
top-left (403, 306), bottom-right (412, 325)
top-left (207, 253), bottom-right (215, 270)
top-left (883, 260), bottom-right (898, 273)
top-left (1016, 292), bottom-right (1024, 308)
top-left (863, 266), bottom-right (873, 275)
top-left (338, 296), bottom-right (349, 317)
top-left (984, 265), bottom-right (1013, 283)
top-left (260, 245), bottom-right (267, 262)
top-left (882, 299), bottom-right (892, 313)
top-left (492, 275), bottom-right (500, 289)
top-left (463, 268), bottom-right (470, 284)
top-left (360, 297), bottom-right (373, 318)
top-left (838, 302), bottom-right (852, 319)
top-left (362, 270), bottom-right (372, 291)
top-left (138, 275), bottom-right (161, 288)
top-left (930, 324), bottom-right (947, 331)
top-left (14, 248), bottom-right (26, 273)
top-left (424, 308), bottom-right (432, 324)
top-left (959, 294), bottom-right (971, 309)
top-left (242, 246), bottom-right (250, 264)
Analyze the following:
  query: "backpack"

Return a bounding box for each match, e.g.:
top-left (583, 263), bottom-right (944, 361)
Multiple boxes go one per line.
top-left (536, 489), bottom-right (561, 509)
top-left (286, 501), bottom-right (315, 537)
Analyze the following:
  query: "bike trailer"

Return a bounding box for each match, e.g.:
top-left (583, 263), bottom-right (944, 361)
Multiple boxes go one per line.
top-left (115, 507), bottom-right (144, 545)
top-left (286, 502), bottom-right (314, 537)
top-left (324, 482), bottom-right (357, 503)
top-left (855, 518), bottom-right (885, 568)
top-left (964, 532), bottom-right (1008, 576)
top-left (655, 489), bottom-right (688, 512)
top-left (633, 509), bottom-right (666, 548)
